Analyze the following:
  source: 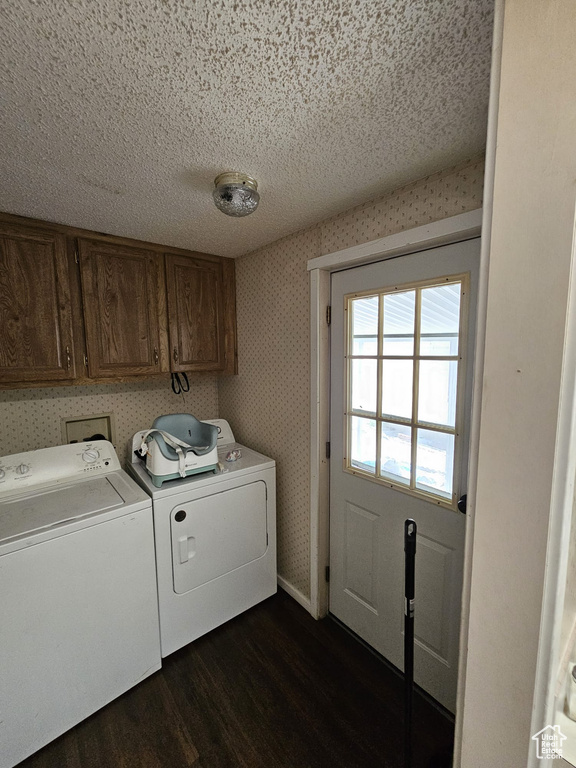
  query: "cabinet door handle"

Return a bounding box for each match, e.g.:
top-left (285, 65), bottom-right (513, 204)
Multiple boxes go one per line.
top-left (65, 345), bottom-right (72, 370)
top-left (153, 347), bottom-right (159, 365)
top-left (173, 347), bottom-right (179, 363)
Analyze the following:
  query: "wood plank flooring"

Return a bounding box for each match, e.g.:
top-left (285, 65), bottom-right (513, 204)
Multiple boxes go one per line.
top-left (18, 589), bottom-right (453, 768)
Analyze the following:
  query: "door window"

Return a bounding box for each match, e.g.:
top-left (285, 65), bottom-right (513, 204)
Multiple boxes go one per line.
top-left (345, 275), bottom-right (468, 507)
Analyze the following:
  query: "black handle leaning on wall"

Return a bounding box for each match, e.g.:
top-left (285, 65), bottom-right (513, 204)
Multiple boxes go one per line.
top-left (404, 518), bottom-right (417, 768)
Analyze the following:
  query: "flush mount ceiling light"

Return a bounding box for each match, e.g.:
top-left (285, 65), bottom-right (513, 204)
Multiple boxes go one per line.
top-left (212, 172), bottom-right (260, 217)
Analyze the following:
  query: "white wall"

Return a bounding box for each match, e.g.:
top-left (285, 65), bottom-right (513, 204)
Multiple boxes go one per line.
top-left (460, 1), bottom-right (576, 765)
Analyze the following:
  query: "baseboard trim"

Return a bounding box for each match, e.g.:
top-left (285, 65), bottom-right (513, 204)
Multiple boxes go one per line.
top-left (277, 575), bottom-right (312, 614)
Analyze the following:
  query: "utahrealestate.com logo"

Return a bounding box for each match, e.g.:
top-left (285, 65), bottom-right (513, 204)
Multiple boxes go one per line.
top-left (531, 725), bottom-right (567, 760)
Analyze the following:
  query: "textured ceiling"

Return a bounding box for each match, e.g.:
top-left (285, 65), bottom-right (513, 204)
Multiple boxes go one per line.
top-left (0, 1), bottom-right (493, 257)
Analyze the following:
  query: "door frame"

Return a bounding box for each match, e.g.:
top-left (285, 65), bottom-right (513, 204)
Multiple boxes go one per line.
top-left (307, 207), bottom-right (483, 619)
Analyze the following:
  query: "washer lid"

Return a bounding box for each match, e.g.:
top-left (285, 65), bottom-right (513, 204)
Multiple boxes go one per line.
top-left (0, 476), bottom-right (126, 545)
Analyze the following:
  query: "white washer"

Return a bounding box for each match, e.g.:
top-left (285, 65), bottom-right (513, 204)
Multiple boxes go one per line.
top-left (0, 441), bottom-right (161, 768)
top-left (128, 419), bottom-right (277, 657)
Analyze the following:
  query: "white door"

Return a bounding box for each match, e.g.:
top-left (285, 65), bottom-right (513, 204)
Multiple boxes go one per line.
top-left (329, 238), bottom-right (479, 712)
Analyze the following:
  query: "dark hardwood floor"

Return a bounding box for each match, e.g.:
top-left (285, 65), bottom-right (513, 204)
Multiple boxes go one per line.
top-left (18, 589), bottom-right (453, 768)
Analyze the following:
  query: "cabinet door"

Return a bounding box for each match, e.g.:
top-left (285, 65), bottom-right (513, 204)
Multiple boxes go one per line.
top-left (165, 253), bottom-right (225, 371)
top-left (0, 223), bottom-right (76, 382)
top-left (78, 239), bottom-right (165, 378)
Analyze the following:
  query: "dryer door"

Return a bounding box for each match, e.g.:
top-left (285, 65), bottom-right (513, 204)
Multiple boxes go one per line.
top-left (170, 480), bottom-right (268, 594)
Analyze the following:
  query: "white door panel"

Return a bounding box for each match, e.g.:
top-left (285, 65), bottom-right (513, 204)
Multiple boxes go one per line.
top-left (329, 239), bottom-right (479, 711)
top-left (171, 481), bottom-right (268, 594)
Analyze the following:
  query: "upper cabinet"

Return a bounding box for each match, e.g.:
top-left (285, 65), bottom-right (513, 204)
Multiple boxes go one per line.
top-left (165, 253), bottom-right (225, 372)
top-left (78, 239), bottom-right (166, 378)
top-left (0, 222), bottom-right (76, 383)
top-left (0, 213), bottom-right (237, 387)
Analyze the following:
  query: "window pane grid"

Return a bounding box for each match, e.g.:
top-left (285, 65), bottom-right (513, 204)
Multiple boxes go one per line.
top-left (375, 294), bottom-right (383, 479)
top-left (345, 276), bottom-right (465, 507)
top-left (347, 412), bottom-right (457, 434)
top-left (409, 286), bottom-right (422, 493)
top-left (346, 416), bottom-right (456, 486)
top-left (349, 355), bottom-right (459, 361)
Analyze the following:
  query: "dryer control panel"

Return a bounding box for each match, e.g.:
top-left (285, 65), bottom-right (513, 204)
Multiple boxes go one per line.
top-left (0, 441), bottom-right (120, 495)
top-left (202, 419), bottom-right (235, 447)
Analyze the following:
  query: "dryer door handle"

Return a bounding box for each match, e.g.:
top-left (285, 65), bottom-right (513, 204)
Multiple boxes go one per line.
top-left (178, 535), bottom-right (196, 564)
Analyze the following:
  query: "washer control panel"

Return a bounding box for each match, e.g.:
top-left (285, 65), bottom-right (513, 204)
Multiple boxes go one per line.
top-left (0, 441), bottom-right (120, 495)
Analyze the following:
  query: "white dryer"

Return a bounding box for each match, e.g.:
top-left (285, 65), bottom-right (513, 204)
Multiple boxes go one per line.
top-left (128, 419), bottom-right (277, 657)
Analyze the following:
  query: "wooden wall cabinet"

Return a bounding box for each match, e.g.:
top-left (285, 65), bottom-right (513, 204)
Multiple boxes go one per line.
top-left (78, 239), bottom-right (166, 378)
top-left (0, 222), bottom-right (76, 383)
top-left (0, 213), bottom-right (237, 387)
top-left (165, 253), bottom-right (226, 372)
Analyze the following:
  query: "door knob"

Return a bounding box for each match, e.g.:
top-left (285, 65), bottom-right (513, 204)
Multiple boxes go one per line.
top-left (457, 494), bottom-right (467, 514)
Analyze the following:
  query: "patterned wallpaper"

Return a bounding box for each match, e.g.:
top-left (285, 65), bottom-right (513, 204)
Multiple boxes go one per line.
top-left (219, 227), bottom-right (320, 598)
top-left (321, 157), bottom-right (484, 254)
top-left (219, 156), bottom-right (485, 600)
top-left (0, 377), bottom-right (219, 465)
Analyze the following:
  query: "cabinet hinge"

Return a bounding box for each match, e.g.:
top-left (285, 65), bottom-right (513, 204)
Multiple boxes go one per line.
top-left (325, 442), bottom-right (331, 459)
top-left (325, 565), bottom-right (330, 583)
top-left (326, 305), bottom-right (331, 325)
top-left (83, 354), bottom-right (88, 368)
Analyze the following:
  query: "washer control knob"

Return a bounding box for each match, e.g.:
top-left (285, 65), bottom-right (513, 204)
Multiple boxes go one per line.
top-left (16, 463), bottom-right (30, 475)
top-left (82, 449), bottom-right (100, 464)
